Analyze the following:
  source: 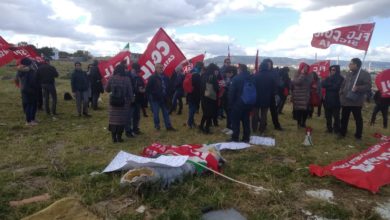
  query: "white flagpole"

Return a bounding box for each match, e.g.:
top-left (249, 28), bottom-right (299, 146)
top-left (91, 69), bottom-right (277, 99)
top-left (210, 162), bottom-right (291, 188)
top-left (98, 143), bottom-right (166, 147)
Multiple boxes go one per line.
top-left (351, 50), bottom-right (368, 89)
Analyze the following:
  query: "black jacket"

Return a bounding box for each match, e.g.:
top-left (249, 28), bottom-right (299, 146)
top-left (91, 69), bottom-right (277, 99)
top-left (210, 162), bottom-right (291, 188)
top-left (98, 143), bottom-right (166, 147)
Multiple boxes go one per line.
top-left (146, 73), bottom-right (169, 103)
top-left (71, 69), bottom-right (89, 92)
top-left (322, 65), bottom-right (344, 108)
top-left (36, 63), bottom-right (58, 84)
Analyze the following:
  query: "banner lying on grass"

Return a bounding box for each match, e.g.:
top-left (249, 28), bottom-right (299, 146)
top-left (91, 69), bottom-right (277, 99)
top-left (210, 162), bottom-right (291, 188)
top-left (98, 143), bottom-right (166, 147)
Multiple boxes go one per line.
top-left (98, 50), bottom-right (131, 85)
top-left (309, 140), bottom-right (390, 193)
top-left (375, 69), bottom-right (390, 98)
top-left (311, 23), bottom-right (375, 51)
top-left (138, 28), bottom-right (186, 80)
top-left (309, 60), bottom-right (330, 79)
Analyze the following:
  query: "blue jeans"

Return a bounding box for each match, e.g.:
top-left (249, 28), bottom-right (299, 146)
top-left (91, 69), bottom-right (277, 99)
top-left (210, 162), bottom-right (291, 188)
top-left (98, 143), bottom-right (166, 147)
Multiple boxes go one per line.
top-left (231, 106), bottom-right (251, 141)
top-left (23, 102), bottom-right (37, 123)
top-left (125, 105), bottom-right (135, 134)
top-left (150, 100), bottom-right (172, 129)
top-left (171, 90), bottom-right (183, 112)
top-left (187, 101), bottom-right (198, 127)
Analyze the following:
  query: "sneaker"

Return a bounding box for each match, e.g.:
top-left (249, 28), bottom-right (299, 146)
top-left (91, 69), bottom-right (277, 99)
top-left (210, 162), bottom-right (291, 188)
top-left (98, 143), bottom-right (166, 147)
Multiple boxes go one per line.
top-left (225, 130), bottom-right (233, 135)
top-left (30, 121), bottom-right (38, 126)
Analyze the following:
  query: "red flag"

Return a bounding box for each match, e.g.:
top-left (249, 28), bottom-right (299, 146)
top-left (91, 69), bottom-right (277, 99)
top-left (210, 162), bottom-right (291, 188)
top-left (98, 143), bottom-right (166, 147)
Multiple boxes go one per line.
top-left (0, 47), bottom-right (14, 67)
top-left (309, 60), bottom-right (330, 79)
top-left (138, 28), bottom-right (186, 80)
top-left (182, 54), bottom-right (205, 74)
top-left (10, 46), bottom-right (44, 63)
top-left (98, 50), bottom-right (131, 85)
top-left (375, 69), bottom-right (390, 98)
top-left (311, 23), bottom-right (375, 51)
top-left (309, 140), bottom-right (390, 193)
top-left (0, 36), bottom-right (10, 48)
top-left (254, 49), bottom-right (259, 72)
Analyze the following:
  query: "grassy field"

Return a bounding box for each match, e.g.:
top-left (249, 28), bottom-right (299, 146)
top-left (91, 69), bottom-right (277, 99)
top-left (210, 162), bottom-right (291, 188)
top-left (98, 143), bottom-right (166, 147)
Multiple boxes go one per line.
top-left (0, 61), bottom-right (389, 219)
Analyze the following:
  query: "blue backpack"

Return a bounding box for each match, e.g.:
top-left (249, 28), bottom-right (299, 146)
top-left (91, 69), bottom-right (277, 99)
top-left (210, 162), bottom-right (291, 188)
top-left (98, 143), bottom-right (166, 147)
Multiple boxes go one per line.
top-left (241, 76), bottom-right (257, 105)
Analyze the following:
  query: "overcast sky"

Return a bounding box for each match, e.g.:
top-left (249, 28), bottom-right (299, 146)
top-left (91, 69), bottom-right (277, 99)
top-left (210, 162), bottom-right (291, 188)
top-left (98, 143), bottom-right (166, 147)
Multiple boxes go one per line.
top-left (1, 0), bottom-right (389, 61)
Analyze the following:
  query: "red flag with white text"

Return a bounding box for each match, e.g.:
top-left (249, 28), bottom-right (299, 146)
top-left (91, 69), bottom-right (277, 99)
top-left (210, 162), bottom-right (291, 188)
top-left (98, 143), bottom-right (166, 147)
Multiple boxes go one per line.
top-left (311, 23), bottom-right (375, 51)
top-left (138, 28), bottom-right (186, 80)
top-left (309, 60), bottom-right (330, 79)
top-left (309, 140), bottom-right (390, 193)
top-left (0, 36), bottom-right (10, 48)
top-left (375, 69), bottom-right (390, 98)
top-left (0, 47), bottom-right (14, 67)
top-left (182, 54), bottom-right (205, 74)
top-left (11, 46), bottom-right (44, 63)
top-left (98, 50), bottom-right (131, 85)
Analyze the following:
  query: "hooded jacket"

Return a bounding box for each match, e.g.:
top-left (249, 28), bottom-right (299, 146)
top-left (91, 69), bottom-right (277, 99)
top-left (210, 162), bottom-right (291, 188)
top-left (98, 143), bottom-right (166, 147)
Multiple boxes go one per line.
top-left (321, 65), bottom-right (344, 108)
top-left (292, 62), bottom-right (312, 110)
top-left (254, 59), bottom-right (275, 108)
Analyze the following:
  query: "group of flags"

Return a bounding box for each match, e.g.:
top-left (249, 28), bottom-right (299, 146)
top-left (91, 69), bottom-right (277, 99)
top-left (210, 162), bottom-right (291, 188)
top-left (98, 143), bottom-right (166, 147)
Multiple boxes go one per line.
top-left (0, 36), bottom-right (44, 67)
top-left (0, 22), bottom-right (388, 97)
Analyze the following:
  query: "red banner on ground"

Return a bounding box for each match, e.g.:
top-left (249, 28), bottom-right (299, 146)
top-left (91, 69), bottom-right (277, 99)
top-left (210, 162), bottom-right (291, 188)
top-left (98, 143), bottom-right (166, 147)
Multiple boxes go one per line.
top-left (309, 140), bottom-right (390, 193)
top-left (311, 23), bottom-right (375, 51)
top-left (182, 54), bottom-right (205, 74)
top-left (309, 60), bottom-right (330, 79)
top-left (98, 50), bottom-right (131, 85)
top-left (375, 69), bottom-right (390, 98)
top-left (138, 28), bottom-right (186, 80)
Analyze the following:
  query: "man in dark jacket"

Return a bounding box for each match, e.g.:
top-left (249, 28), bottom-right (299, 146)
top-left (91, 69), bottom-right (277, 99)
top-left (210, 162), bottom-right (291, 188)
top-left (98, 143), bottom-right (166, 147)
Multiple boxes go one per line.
top-left (252, 59), bottom-right (276, 133)
top-left (170, 66), bottom-right (184, 115)
top-left (186, 62), bottom-right (203, 128)
top-left (228, 64), bottom-right (252, 142)
top-left (322, 65), bottom-right (344, 133)
top-left (131, 63), bottom-right (145, 134)
top-left (88, 60), bottom-right (104, 110)
top-left (266, 59), bottom-right (283, 130)
top-left (145, 63), bottom-right (175, 131)
top-left (71, 62), bottom-right (90, 117)
top-left (36, 58), bottom-right (59, 115)
top-left (339, 58), bottom-right (371, 139)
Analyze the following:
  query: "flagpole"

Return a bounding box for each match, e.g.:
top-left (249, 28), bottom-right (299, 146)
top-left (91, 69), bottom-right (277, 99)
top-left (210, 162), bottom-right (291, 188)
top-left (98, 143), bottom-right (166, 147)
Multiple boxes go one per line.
top-left (352, 50), bottom-right (368, 89)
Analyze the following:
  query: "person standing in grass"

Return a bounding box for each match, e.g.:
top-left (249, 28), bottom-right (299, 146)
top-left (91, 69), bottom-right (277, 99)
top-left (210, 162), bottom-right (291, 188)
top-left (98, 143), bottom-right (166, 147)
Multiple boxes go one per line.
top-left (186, 62), bottom-right (203, 129)
top-left (36, 58), bottom-right (59, 116)
top-left (291, 62), bottom-right (312, 128)
top-left (88, 60), bottom-right (104, 110)
top-left (71, 61), bottom-right (91, 117)
top-left (339, 58), bottom-right (371, 140)
top-left (322, 65), bottom-right (344, 133)
top-left (15, 58), bottom-right (39, 126)
top-left (370, 90), bottom-right (390, 129)
top-left (105, 64), bottom-right (133, 143)
top-left (145, 63), bottom-right (176, 131)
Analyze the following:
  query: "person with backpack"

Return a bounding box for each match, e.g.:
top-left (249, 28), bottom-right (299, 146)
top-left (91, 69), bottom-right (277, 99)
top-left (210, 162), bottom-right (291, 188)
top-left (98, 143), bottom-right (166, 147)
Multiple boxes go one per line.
top-left (105, 64), bottom-right (133, 143)
top-left (145, 63), bottom-right (176, 131)
top-left (227, 64), bottom-right (255, 142)
top-left (199, 63), bottom-right (219, 134)
top-left (185, 62), bottom-right (203, 129)
top-left (71, 61), bottom-right (91, 117)
top-left (15, 58), bottom-right (40, 126)
top-left (252, 59), bottom-right (276, 134)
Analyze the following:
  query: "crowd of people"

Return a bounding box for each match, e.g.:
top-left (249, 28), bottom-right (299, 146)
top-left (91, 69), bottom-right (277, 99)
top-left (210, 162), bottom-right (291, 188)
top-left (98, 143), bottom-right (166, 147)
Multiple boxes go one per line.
top-left (14, 56), bottom-right (389, 143)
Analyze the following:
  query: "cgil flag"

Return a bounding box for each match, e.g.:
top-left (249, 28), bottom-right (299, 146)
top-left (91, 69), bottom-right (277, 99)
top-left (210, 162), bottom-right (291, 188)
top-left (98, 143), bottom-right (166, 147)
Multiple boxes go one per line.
top-left (375, 69), bottom-right (390, 98)
top-left (182, 54), bottom-right (205, 74)
top-left (98, 50), bottom-right (131, 85)
top-left (309, 60), bottom-right (330, 79)
top-left (311, 23), bottom-right (375, 51)
top-left (138, 28), bottom-right (186, 80)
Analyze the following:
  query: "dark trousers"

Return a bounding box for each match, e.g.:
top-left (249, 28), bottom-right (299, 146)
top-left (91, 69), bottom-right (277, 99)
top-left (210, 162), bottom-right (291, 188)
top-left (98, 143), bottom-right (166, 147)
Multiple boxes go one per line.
top-left (340, 106), bottom-right (363, 139)
top-left (277, 95), bottom-right (287, 114)
top-left (171, 91), bottom-right (183, 113)
top-left (132, 103), bottom-right (141, 132)
top-left (91, 92), bottom-right (100, 110)
top-left (270, 97), bottom-right (281, 129)
top-left (23, 102), bottom-right (37, 123)
top-left (125, 105), bottom-right (135, 134)
top-left (324, 107), bottom-right (340, 133)
top-left (42, 84), bottom-right (57, 115)
top-left (231, 106), bottom-right (251, 141)
top-left (295, 109), bottom-right (308, 128)
top-left (371, 104), bottom-right (388, 128)
top-left (187, 101), bottom-right (199, 128)
top-left (251, 107), bottom-right (268, 133)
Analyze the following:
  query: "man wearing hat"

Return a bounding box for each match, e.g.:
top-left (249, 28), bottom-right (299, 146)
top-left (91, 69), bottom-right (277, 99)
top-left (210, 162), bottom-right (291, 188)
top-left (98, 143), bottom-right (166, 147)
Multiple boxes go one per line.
top-left (15, 58), bottom-right (39, 126)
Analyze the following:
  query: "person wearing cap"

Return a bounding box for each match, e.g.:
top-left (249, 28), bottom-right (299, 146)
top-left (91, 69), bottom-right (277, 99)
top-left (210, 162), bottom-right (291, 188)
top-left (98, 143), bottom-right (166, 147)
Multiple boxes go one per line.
top-left (36, 58), bottom-right (59, 115)
top-left (71, 62), bottom-right (91, 117)
top-left (15, 58), bottom-right (39, 126)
